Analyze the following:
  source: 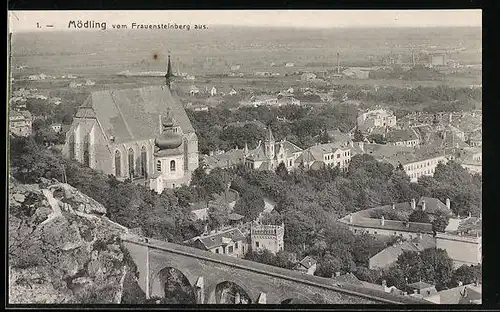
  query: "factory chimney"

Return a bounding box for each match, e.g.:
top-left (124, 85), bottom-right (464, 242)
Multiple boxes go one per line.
top-left (337, 52), bottom-right (340, 74)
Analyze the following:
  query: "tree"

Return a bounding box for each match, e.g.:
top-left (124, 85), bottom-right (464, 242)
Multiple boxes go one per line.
top-left (207, 203), bottom-right (230, 231)
top-left (314, 252), bottom-right (344, 278)
top-left (275, 162), bottom-right (288, 179)
top-left (353, 129), bottom-right (364, 142)
top-left (408, 210), bottom-right (431, 223)
top-left (319, 129), bottom-right (331, 144)
top-left (450, 264), bottom-right (482, 287)
top-left (432, 214), bottom-right (449, 233)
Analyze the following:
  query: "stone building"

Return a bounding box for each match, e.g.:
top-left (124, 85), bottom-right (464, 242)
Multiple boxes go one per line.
top-left (62, 57), bottom-right (199, 193)
top-left (9, 110), bottom-right (32, 137)
top-left (250, 222), bottom-right (285, 255)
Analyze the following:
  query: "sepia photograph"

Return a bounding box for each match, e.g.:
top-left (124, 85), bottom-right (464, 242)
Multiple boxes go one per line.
top-left (7, 10), bottom-right (482, 305)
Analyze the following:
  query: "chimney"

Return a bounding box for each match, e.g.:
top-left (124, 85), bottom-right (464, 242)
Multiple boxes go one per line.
top-left (405, 222), bottom-right (410, 228)
top-left (468, 211), bottom-right (472, 218)
top-left (335, 272), bottom-right (341, 277)
top-left (413, 289), bottom-right (418, 295)
top-left (418, 232), bottom-right (422, 240)
top-left (421, 200), bottom-right (426, 211)
top-left (392, 203), bottom-right (396, 210)
top-left (334, 53), bottom-right (341, 76)
top-left (381, 216), bottom-right (385, 226)
top-left (411, 198), bottom-right (416, 210)
top-left (458, 281), bottom-right (463, 286)
top-left (479, 212), bottom-right (482, 220)
top-left (381, 280), bottom-right (387, 288)
top-left (403, 292), bottom-right (408, 296)
top-left (446, 198), bottom-right (451, 209)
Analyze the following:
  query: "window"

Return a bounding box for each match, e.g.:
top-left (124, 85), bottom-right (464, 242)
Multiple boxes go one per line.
top-left (141, 146), bottom-right (147, 178)
top-left (235, 242), bottom-right (239, 249)
top-left (374, 231), bottom-right (377, 234)
top-left (394, 232), bottom-right (397, 235)
top-left (83, 134), bottom-right (90, 167)
top-left (228, 246), bottom-right (233, 253)
top-left (170, 160), bottom-right (176, 172)
top-left (255, 241), bottom-right (260, 248)
top-left (337, 154), bottom-right (340, 158)
top-left (157, 160), bottom-right (162, 172)
top-left (114, 150), bottom-right (121, 177)
top-left (215, 248), bottom-right (219, 254)
top-left (128, 148), bottom-right (134, 178)
top-left (69, 134), bottom-right (75, 160)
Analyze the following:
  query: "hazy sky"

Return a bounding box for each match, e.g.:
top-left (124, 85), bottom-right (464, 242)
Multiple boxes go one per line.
top-left (9, 10), bottom-right (481, 32)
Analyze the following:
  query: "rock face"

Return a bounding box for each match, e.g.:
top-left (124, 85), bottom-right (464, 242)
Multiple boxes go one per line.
top-left (8, 177), bottom-right (142, 304)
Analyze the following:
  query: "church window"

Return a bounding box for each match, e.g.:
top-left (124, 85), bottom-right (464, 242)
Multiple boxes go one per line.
top-left (170, 160), bottom-right (176, 172)
top-left (141, 146), bottom-right (147, 178)
top-left (157, 160), bottom-right (162, 172)
top-left (114, 150), bottom-right (121, 177)
top-left (69, 133), bottom-right (75, 160)
top-left (83, 133), bottom-right (90, 167)
top-left (128, 148), bottom-right (134, 178)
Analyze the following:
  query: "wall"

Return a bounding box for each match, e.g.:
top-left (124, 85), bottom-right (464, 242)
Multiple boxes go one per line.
top-left (349, 225), bottom-right (426, 241)
top-left (436, 233), bottom-right (481, 267)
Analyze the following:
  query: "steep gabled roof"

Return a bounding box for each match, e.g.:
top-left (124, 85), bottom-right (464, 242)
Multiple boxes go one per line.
top-left (195, 228), bottom-right (247, 250)
top-left (76, 86), bottom-right (194, 144)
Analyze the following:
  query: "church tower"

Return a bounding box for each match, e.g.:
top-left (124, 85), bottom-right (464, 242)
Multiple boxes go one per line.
top-left (264, 127), bottom-right (275, 160)
top-left (165, 53), bottom-right (174, 89)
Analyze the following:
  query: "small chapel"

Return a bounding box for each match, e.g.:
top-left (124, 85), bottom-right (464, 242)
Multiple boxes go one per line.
top-left (62, 55), bottom-right (199, 193)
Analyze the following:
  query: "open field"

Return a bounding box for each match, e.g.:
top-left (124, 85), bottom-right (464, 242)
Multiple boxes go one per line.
top-left (12, 26), bottom-right (481, 78)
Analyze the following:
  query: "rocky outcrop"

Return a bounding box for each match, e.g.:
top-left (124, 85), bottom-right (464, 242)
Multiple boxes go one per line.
top-left (8, 177), bottom-right (143, 304)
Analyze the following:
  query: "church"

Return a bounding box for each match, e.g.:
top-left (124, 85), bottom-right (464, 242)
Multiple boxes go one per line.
top-left (62, 55), bottom-right (199, 193)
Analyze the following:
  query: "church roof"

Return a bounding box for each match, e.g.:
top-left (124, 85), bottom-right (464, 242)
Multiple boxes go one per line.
top-left (76, 86), bottom-right (194, 144)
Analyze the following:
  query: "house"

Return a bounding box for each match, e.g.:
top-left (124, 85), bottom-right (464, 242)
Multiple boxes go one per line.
top-left (228, 213), bottom-right (245, 227)
top-left (210, 86), bottom-right (217, 96)
top-left (51, 123), bottom-right (62, 133)
top-left (185, 75), bottom-right (196, 81)
top-left (423, 283), bottom-right (482, 304)
top-left (190, 228), bottom-right (249, 258)
top-left (369, 234), bottom-right (436, 270)
top-left (407, 281), bottom-right (438, 297)
top-left (294, 256), bottom-right (317, 275)
top-left (429, 53), bottom-right (447, 67)
top-left (189, 85), bottom-right (200, 96)
top-left (298, 142), bottom-right (351, 171)
top-left (85, 79), bottom-right (95, 86)
top-left (285, 63), bottom-right (294, 67)
top-left (327, 129), bottom-right (352, 147)
top-left (301, 72), bottom-right (317, 82)
top-left (249, 95), bottom-right (279, 107)
top-left (203, 148), bottom-right (245, 173)
top-left (62, 69), bottom-right (199, 194)
top-left (190, 104), bottom-right (209, 112)
top-left (338, 196), bottom-right (453, 239)
top-left (9, 110), bottom-right (33, 137)
top-left (230, 65), bottom-right (241, 71)
top-left (467, 129), bottom-right (482, 147)
top-left (250, 222), bottom-right (285, 254)
top-left (386, 128), bottom-right (420, 147)
top-left (228, 88), bottom-right (238, 96)
top-left (277, 97), bottom-right (301, 106)
top-left (244, 128), bottom-right (303, 171)
top-left (455, 147), bottom-right (481, 174)
top-left (342, 67), bottom-right (372, 79)
top-left (69, 81), bottom-right (82, 88)
top-left (357, 108), bottom-right (397, 131)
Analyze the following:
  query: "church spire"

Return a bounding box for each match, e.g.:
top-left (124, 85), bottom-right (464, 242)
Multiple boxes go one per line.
top-left (165, 53), bottom-right (174, 88)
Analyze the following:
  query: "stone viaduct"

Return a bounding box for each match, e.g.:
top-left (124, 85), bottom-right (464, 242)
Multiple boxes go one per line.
top-left (121, 234), bottom-right (428, 304)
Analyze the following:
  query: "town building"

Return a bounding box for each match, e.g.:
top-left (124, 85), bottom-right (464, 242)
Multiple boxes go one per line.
top-left (428, 53), bottom-right (447, 67)
top-left (467, 129), bottom-right (482, 147)
top-left (250, 222), bottom-right (285, 254)
top-left (298, 142), bottom-right (351, 171)
top-left (228, 88), bottom-right (238, 96)
top-left (285, 62), bottom-right (294, 67)
top-left (455, 147), bottom-right (482, 174)
top-left (9, 110), bottom-right (33, 137)
top-left (294, 256), bottom-right (317, 275)
top-left (189, 189), bottom-right (239, 222)
top-left (407, 281), bottom-right (438, 298)
top-left (203, 148), bottom-right (246, 173)
top-left (189, 85), bottom-right (200, 96)
top-left (62, 59), bottom-right (199, 193)
top-left (230, 65), bottom-right (241, 71)
top-left (357, 108), bottom-right (397, 132)
top-left (423, 283), bottom-right (482, 304)
top-left (244, 128), bottom-right (303, 171)
top-left (190, 228), bottom-right (249, 258)
top-left (385, 128), bottom-right (420, 147)
top-left (51, 123), bottom-right (62, 133)
top-left (342, 67), bottom-right (372, 79)
top-left (248, 95), bottom-right (279, 107)
top-left (369, 234), bottom-right (436, 270)
top-left (210, 86), bottom-right (217, 96)
top-left (301, 72), bottom-right (317, 81)
top-left (338, 197), bottom-right (453, 239)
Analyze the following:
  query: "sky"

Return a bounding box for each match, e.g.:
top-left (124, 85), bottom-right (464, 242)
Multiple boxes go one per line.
top-left (8, 10), bottom-right (482, 33)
